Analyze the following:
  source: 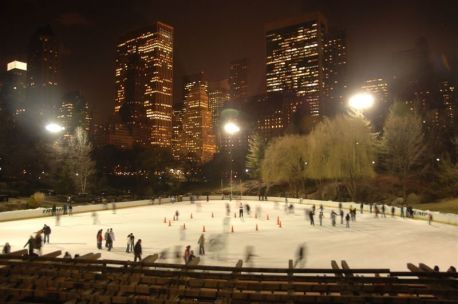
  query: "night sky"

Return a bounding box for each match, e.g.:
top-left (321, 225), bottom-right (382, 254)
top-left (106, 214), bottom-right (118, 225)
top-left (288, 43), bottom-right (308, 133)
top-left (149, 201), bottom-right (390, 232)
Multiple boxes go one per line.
top-left (1, 0), bottom-right (457, 122)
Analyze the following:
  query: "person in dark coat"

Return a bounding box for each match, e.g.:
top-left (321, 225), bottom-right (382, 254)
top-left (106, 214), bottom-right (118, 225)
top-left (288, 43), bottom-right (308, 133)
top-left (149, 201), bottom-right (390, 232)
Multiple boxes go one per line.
top-left (35, 233), bottom-right (43, 255)
top-left (134, 239), bottom-right (142, 262)
top-left (24, 236), bottom-right (34, 256)
top-left (43, 224), bottom-right (51, 244)
top-left (106, 231), bottom-right (113, 251)
top-left (3, 242), bottom-right (11, 254)
top-left (96, 229), bottom-right (103, 249)
top-left (345, 213), bottom-right (350, 228)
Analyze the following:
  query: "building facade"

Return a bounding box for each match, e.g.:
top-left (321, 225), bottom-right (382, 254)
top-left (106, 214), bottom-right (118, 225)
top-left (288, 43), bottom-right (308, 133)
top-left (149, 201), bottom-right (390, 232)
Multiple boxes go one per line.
top-left (229, 59), bottom-right (248, 103)
top-left (266, 13), bottom-right (327, 117)
top-left (113, 21), bottom-right (174, 147)
top-left (57, 91), bottom-right (92, 138)
top-left (0, 61), bottom-right (27, 118)
top-left (182, 73), bottom-right (216, 163)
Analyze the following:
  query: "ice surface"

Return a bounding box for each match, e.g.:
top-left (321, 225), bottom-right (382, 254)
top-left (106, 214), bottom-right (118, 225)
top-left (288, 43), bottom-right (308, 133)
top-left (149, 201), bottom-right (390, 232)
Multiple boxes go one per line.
top-left (1, 200), bottom-right (456, 271)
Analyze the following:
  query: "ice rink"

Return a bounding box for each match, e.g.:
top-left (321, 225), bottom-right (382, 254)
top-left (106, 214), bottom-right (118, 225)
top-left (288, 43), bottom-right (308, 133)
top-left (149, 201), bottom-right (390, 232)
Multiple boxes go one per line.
top-left (0, 200), bottom-right (457, 271)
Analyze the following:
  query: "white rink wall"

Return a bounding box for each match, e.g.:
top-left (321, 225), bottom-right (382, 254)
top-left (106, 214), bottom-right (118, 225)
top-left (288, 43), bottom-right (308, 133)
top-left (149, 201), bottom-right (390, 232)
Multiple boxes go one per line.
top-left (0, 196), bottom-right (457, 226)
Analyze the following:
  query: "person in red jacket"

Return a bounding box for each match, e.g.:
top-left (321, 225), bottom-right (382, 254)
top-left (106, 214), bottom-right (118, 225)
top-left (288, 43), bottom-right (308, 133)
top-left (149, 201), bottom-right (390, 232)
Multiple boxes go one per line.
top-left (96, 229), bottom-right (103, 249)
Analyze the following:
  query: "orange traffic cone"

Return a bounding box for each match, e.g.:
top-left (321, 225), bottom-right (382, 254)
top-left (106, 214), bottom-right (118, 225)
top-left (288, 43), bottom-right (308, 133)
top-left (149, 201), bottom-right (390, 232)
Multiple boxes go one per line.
top-left (168, 220), bottom-right (171, 227)
top-left (231, 225), bottom-right (234, 233)
top-left (278, 221), bottom-right (282, 228)
top-left (164, 217), bottom-right (166, 223)
top-left (266, 214), bottom-right (269, 220)
top-left (183, 223), bottom-right (186, 230)
top-left (277, 216), bottom-right (280, 225)
top-left (256, 224), bottom-right (259, 231)
top-left (202, 225), bottom-right (206, 232)
top-left (190, 213), bottom-right (193, 219)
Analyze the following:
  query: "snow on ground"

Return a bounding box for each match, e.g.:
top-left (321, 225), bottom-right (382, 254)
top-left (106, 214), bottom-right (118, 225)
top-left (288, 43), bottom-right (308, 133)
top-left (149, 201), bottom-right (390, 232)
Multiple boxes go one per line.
top-left (0, 200), bottom-right (457, 271)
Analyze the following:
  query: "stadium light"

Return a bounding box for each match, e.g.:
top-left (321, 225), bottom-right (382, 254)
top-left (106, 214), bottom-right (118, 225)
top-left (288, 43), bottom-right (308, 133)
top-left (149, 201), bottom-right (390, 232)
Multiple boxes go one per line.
top-left (45, 123), bottom-right (65, 134)
top-left (348, 92), bottom-right (374, 111)
top-left (223, 121), bottom-right (240, 201)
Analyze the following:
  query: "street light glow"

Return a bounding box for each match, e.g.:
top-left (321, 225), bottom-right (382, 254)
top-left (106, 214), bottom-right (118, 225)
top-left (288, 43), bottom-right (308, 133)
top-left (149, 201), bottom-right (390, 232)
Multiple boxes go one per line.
top-left (45, 123), bottom-right (65, 133)
top-left (223, 121), bottom-right (240, 135)
top-left (348, 93), bottom-right (374, 111)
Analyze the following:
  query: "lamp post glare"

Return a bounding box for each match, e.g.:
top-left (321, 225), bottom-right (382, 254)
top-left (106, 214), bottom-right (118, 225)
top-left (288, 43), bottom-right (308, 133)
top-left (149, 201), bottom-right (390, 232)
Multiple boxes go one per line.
top-left (224, 121), bottom-right (240, 201)
top-left (348, 93), bottom-right (374, 111)
top-left (45, 123), bottom-right (65, 133)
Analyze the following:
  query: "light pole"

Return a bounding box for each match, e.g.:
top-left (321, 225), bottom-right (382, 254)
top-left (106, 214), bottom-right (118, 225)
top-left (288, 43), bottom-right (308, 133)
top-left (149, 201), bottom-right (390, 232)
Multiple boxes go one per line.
top-left (223, 121), bottom-right (240, 201)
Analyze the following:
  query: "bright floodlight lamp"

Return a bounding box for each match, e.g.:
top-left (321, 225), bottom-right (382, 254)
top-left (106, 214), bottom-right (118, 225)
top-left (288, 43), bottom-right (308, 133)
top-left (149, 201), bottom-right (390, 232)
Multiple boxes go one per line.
top-left (348, 93), bottom-right (375, 111)
top-left (223, 121), bottom-right (240, 135)
top-left (45, 123), bottom-right (65, 133)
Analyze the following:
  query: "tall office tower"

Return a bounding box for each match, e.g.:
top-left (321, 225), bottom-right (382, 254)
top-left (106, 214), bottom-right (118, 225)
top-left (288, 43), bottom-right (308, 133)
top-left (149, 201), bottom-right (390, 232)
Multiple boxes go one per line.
top-left (171, 107), bottom-right (184, 160)
top-left (438, 80), bottom-right (456, 129)
top-left (114, 21), bottom-right (173, 147)
top-left (229, 59), bottom-right (248, 103)
top-left (266, 13), bottom-right (327, 117)
top-left (208, 79), bottom-right (230, 130)
top-left (27, 25), bottom-right (60, 120)
top-left (361, 78), bottom-right (391, 130)
top-left (323, 30), bottom-right (347, 117)
top-left (182, 73), bottom-right (216, 163)
top-left (0, 61), bottom-right (28, 117)
top-left (57, 91), bottom-right (92, 138)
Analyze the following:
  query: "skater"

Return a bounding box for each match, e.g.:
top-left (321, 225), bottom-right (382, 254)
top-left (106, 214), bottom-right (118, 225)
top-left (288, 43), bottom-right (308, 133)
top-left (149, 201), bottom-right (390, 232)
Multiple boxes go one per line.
top-left (226, 203), bottom-right (230, 216)
top-left (106, 231), bottom-right (113, 251)
top-left (96, 229), bottom-right (103, 249)
top-left (126, 233), bottom-right (135, 253)
top-left (55, 212), bottom-right (61, 226)
top-left (188, 250), bottom-right (196, 263)
top-left (239, 204), bottom-right (243, 218)
top-left (308, 210), bottom-right (315, 226)
top-left (175, 210), bottom-right (179, 221)
top-left (319, 204), bottom-right (323, 213)
top-left (360, 202), bottom-right (364, 214)
top-left (369, 203), bottom-right (373, 213)
top-left (293, 244), bottom-right (306, 268)
top-left (198, 234), bottom-right (205, 255)
top-left (104, 230), bottom-right (109, 248)
top-left (42, 224), bottom-right (51, 244)
top-left (35, 232), bottom-right (43, 255)
top-left (24, 236), bottom-right (34, 256)
top-left (92, 212), bottom-right (99, 225)
top-left (428, 213), bottom-right (433, 225)
top-left (183, 245), bottom-right (191, 264)
top-left (244, 246), bottom-right (255, 267)
top-left (312, 204), bottom-right (316, 214)
top-left (391, 206), bottom-right (395, 217)
top-left (63, 204), bottom-right (68, 215)
top-left (52, 204), bottom-right (56, 216)
top-left (381, 204), bottom-right (386, 217)
top-left (2, 242), bottom-right (11, 254)
top-left (112, 202), bottom-right (116, 214)
top-left (345, 213), bottom-right (350, 228)
top-left (134, 239), bottom-right (142, 262)
top-left (68, 202), bottom-right (73, 215)
top-left (331, 210), bottom-right (337, 227)
top-left (340, 209), bottom-right (344, 224)
top-left (109, 228), bottom-right (115, 247)
top-left (63, 251), bottom-right (72, 259)
top-left (400, 205), bottom-right (405, 217)
top-left (375, 205), bottom-right (379, 218)
top-left (245, 204), bottom-right (251, 216)
top-left (319, 210), bottom-right (323, 226)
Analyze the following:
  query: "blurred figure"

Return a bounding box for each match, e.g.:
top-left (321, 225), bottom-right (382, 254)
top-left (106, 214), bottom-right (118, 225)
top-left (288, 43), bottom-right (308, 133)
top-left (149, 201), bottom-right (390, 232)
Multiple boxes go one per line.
top-left (293, 244), bottom-right (307, 268)
top-left (180, 224), bottom-right (186, 241)
top-left (183, 245), bottom-right (191, 264)
top-left (112, 202), bottom-right (117, 214)
top-left (159, 248), bottom-right (169, 260)
top-left (34, 232), bottom-right (43, 255)
top-left (55, 212), bottom-right (61, 226)
top-left (319, 210), bottom-right (324, 226)
top-left (2, 242), bottom-right (11, 254)
top-left (42, 224), bottom-right (51, 244)
top-left (223, 217), bottom-right (231, 233)
top-left (23, 236), bottom-right (34, 256)
top-left (174, 245), bottom-right (182, 264)
top-left (92, 212), bottom-right (99, 225)
top-left (126, 233), bottom-right (135, 253)
top-left (331, 210), bottom-right (337, 226)
top-left (96, 229), bottom-right (103, 249)
top-left (244, 246), bottom-right (255, 267)
top-left (198, 234), bottom-right (205, 255)
top-left (134, 239), bottom-right (142, 262)
top-left (225, 203), bottom-right (231, 216)
top-left (428, 213), bottom-right (433, 225)
top-left (63, 251), bottom-right (72, 259)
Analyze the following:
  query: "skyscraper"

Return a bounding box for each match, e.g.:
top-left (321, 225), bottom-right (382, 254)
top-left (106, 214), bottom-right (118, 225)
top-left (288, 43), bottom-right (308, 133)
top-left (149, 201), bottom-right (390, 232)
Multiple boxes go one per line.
top-left (27, 25), bottom-right (60, 122)
top-left (229, 59), bottom-right (248, 103)
top-left (113, 21), bottom-right (173, 147)
top-left (0, 61), bottom-right (27, 118)
top-left (323, 30), bottom-right (347, 117)
top-left (438, 80), bottom-right (456, 130)
top-left (182, 73), bottom-right (216, 163)
top-left (208, 79), bottom-right (230, 130)
top-left (361, 78), bottom-right (391, 130)
top-left (57, 91), bottom-right (92, 137)
top-left (266, 13), bottom-right (327, 117)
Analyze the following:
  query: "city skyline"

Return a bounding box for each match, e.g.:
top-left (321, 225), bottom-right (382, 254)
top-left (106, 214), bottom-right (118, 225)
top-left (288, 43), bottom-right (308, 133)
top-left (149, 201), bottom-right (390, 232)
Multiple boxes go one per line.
top-left (1, 0), bottom-right (457, 123)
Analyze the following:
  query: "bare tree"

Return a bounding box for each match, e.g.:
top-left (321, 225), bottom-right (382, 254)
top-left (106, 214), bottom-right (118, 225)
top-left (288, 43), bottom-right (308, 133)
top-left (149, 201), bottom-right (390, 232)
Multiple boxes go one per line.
top-left (68, 127), bottom-right (95, 193)
top-left (382, 103), bottom-right (426, 201)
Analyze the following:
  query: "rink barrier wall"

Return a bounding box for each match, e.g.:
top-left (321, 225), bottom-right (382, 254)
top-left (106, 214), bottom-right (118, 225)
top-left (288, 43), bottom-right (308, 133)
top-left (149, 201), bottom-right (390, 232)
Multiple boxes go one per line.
top-left (0, 195), bottom-right (457, 226)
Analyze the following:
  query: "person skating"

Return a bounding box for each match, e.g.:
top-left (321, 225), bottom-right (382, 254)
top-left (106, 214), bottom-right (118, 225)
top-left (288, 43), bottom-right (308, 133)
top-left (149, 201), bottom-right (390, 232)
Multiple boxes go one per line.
top-left (96, 229), bottom-right (103, 249)
top-left (188, 250), bottom-right (196, 263)
top-left (331, 210), bottom-right (337, 226)
top-left (134, 239), bottom-right (142, 262)
top-left (126, 233), bottom-right (135, 253)
top-left (68, 202), bottom-right (73, 215)
top-left (360, 202), bottom-right (364, 214)
top-left (345, 213), bottom-right (350, 228)
top-left (24, 236), bottom-right (35, 256)
top-left (309, 210), bottom-right (315, 226)
top-left (428, 213), bottom-right (433, 225)
top-left (239, 204), bottom-right (243, 218)
top-left (104, 230), bottom-right (109, 248)
top-left (183, 245), bottom-right (191, 264)
top-left (381, 204), bottom-right (386, 217)
top-left (226, 203), bottom-right (230, 216)
top-left (319, 210), bottom-right (323, 226)
top-left (369, 203), bottom-right (373, 213)
top-left (35, 232), bottom-right (43, 255)
top-left (293, 244), bottom-right (306, 268)
top-left (3, 242), bottom-right (11, 254)
top-left (391, 206), bottom-right (395, 217)
top-left (42, 224), bottom-right (51, 244)
top-left (106, 231), bottom-right (113, 251)
top-left (198, 234), bottom-right (205, 255)
top-left (400, 205), bottom-right (405, 217)
top-left (312, 204), bottom-right (316, 214)
top-left (319, 204), bottom-right (323, 213)
top-left (63, 251), bottom-right (72, 259)
top-left (109, 228), bottom-right (115, 244)
top-left (340, 209), bottom-right (344, 224)
top-left (52, 204), bottom-right (56, 216)
top-left (175, 210), bottom-right (179, 221)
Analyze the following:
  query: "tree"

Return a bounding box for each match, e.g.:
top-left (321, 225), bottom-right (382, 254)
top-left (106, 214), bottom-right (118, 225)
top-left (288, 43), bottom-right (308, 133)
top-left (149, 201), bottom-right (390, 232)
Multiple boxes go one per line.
top-left (307, 115), bottom-right (376, 201)
top-left (261, 135), bottom-right (309, 197)
top-left (245, 134), bottom-right (266, 180)
top-left (381, 102), bottom-right (426, 201)
top-left (67, 127), bottom-right (95, 193)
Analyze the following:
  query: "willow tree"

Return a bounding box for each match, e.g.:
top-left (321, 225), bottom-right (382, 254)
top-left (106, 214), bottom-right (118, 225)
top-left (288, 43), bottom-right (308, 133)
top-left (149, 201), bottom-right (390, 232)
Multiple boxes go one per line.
top-left (381, 102), bottom-right (426, 201)
top-left (307, 115), bottom-right (376, 201)
top-left (260, 135), bottom-right (309, 197)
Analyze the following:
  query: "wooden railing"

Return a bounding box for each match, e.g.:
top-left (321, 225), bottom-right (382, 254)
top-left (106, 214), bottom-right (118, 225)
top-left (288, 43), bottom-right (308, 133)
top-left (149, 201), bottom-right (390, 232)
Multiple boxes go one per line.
top-left (0, 252), bottom-right (457, 303)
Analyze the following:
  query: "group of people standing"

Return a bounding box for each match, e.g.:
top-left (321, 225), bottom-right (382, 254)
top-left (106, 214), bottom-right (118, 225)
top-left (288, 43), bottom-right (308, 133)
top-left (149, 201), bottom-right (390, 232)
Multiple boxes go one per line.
top-left (23, 224), bottom-right (51, 256)
top-left (96, 229), bottom-right (142, 262)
